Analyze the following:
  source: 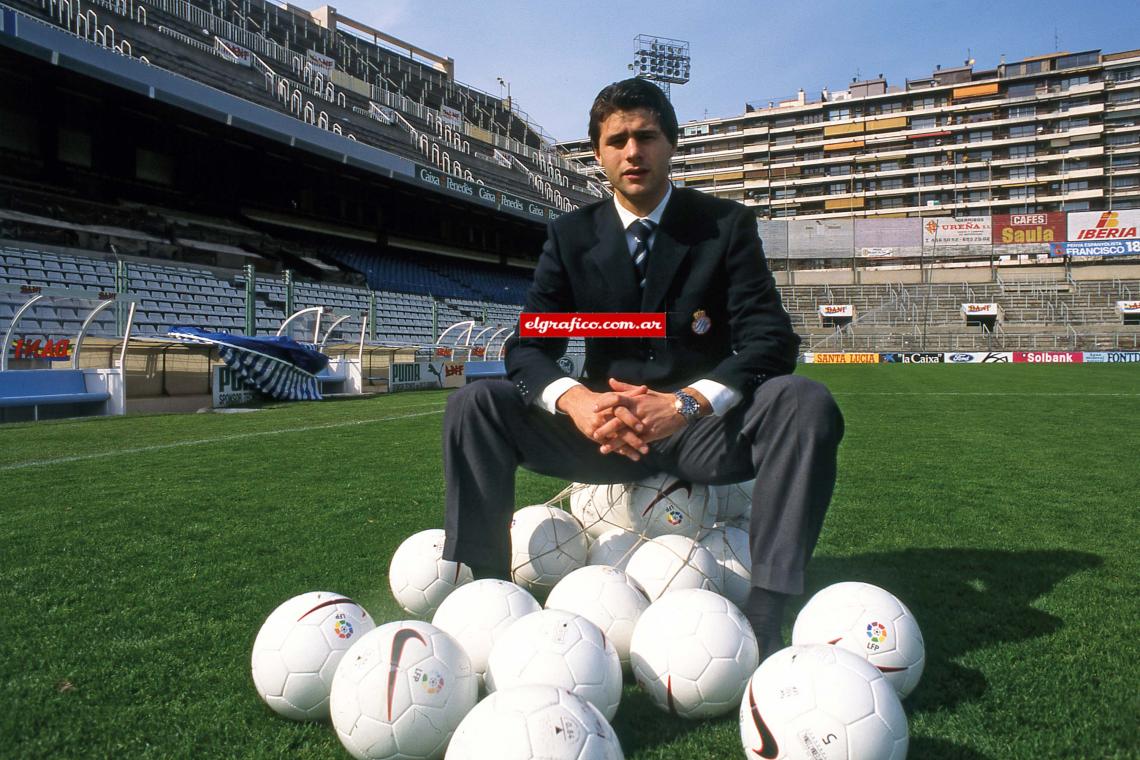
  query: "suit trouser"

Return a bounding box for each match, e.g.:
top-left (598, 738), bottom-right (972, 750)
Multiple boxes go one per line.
top-left (441, 374), bottom-right (844, 595)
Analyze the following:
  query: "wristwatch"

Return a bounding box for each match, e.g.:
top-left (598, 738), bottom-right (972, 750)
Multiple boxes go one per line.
top-left (673, 390), bottom-right (701, 424)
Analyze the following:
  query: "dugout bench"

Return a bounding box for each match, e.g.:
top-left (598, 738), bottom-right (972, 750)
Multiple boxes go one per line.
top-left (0, 368), bottom-right (123, 422)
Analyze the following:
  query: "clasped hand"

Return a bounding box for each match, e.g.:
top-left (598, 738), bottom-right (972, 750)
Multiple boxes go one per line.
top-left (557, 379), bottom-right (688, 461)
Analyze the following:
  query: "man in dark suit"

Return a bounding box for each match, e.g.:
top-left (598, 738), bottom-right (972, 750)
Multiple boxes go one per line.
top-left (441, 78), bottom-right (843, 655)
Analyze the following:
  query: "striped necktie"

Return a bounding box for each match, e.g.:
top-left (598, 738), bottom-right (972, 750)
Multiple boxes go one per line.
top-left (629, 219), bottom-right (656, 289)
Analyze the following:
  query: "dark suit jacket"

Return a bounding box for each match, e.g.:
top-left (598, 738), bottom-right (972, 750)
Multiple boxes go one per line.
top-left (505, 187), bottom-right (800, 405)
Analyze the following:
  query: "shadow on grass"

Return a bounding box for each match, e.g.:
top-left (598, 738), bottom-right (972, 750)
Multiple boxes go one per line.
top-left (614, 548), bottom-right (1099, 759)
top-left (808, 547), bottom-right (1103, 716)
top-left (611, 686), bottom-right (701, 756)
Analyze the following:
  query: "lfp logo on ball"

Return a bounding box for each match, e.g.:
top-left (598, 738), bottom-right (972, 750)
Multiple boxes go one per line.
top-left (865, 621), bottom-right (889, 651)
top-left (665, 509), bottom-right (684, 526)
top-left (333, 616), bottom-right (355, 639)
top-left (413, 668), bottom-right (446, 695)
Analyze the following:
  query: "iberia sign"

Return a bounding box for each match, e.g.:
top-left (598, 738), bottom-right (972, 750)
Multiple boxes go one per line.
top-left (1069, 211), bottom-right (1140, 240)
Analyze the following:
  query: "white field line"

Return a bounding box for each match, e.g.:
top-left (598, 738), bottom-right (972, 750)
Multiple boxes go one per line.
top-left (0, 405), bottom-right (446, 473)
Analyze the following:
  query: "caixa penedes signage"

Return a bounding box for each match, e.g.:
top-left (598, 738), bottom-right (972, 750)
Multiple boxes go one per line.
top-left (902, 352), bottom-right (942, 363)
top-left (880, 352), bottom-right (942, 363)
top-left (413, 164), bottom-right (561, 220)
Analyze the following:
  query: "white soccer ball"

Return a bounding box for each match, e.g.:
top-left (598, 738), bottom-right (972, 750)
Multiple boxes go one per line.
top-left (710, 479), bottom-right (753, 521)
top-left (431, 579), bottom-right (541, 683)
top-left (792, 582), bottom-right (925, 698)
top-left (569, 483), bottom-right (631, 538)
top-left (389, 529), bottom-right (474, 619)
top-left (629, 588), bottom-right (759, 719)
top-left (586, 528), bottom-right (645, 571)
top-left (545, 565), bottom-right (650, 673)
top-left (697, 525), bottom-right (752, 609)
top-left (510, 505), bottom-right (589, 598)
top-left (625, 474), bottom-right (712, 539)
top-left (445, 685), bottom-right (625, 760)
top-left (739, 645), bottom-right (909, 760)
top-left (250, 591), bottom-right (375, 721)
top-left (486, 608), bottom-right (622, 721)
top-left (330, 620), bottom-right (478, 760)
top-left (624, 534), bottom-right (720, 602)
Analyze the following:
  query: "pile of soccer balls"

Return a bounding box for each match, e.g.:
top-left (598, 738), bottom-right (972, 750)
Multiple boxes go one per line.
top-left (250, 478), bottom-right (924, 759)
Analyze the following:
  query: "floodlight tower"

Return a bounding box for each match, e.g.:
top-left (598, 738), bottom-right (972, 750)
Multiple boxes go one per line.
top-left (629, 34), bottom-right (690, 101)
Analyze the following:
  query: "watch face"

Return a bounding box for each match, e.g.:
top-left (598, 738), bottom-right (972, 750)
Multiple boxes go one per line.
top-left (675, 391), bottom-right (699, 421)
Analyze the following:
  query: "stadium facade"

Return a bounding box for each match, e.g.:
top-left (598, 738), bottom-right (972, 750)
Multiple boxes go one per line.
top-left (558, 47), bottom-right (1140, 272)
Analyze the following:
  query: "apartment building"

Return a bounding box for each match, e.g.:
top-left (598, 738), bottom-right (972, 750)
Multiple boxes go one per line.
top-left (558, 48), bottom-right (1140, 221)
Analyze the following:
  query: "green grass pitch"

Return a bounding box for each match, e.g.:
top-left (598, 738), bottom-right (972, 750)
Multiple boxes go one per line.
top-left (1, 365), bottom-right (1138, 759)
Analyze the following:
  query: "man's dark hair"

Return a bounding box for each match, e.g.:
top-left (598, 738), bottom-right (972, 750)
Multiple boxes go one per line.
top-left (588, 78), bottom-right (679, 150)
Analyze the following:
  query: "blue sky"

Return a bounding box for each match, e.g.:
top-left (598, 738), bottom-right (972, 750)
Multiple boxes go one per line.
top-left (328, 0), bottom-right (1138, 143)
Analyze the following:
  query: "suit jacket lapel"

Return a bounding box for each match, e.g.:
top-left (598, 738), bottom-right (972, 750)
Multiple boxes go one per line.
top-left (585, 202), bottom-right (640, 309)
top-left (641, 195), bottom-right (691, 311)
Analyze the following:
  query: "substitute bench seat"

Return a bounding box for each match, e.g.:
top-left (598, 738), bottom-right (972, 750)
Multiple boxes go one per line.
top-left (0, 369), bottom-right (112, 421)
top-left (463, 361), bottom-right (507, 381)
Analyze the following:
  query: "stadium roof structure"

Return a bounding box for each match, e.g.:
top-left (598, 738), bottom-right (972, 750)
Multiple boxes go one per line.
top-left (0, 6), bottom-right (568, 226)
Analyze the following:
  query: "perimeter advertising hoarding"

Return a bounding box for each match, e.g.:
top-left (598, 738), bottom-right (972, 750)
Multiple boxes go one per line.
top-left (1012, 352), bottom-right (1084, 363)
top-left (942, 352), bottom-right (1014, 363)
top-left (1059, 211), bottom-right (1140, 257)
top-left (1082, 352), bottom-right (1140, 363)
top-left (992, 213), bottom-right (1065, 245)
top-left (854, 217), bottom-right (923, 258)
top-left (389, 361), bottom-right (465, 391)
top-left (756, 220), bottom-right (789, 259)
top-left (805, 353), bottom-right (880, 364)
top-left (880, 352), bottom-right (943, 363)
top-left (922, 216), bottom-right (991, 246)
top-left (788, 218), bottom-right (854, 259)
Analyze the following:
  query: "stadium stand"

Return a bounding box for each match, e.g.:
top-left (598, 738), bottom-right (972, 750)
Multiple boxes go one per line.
top-left (0, 243), bottom-right (525, 344)
top-left (3, 0), bottom-right (603, 211)
top-left (788, 277), bottom-right (1140, 352)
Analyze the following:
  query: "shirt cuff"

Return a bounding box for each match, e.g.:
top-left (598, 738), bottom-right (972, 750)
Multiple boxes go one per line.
top-left (688, 379), bottom-right (742, 416)
top-left (538, 377), bottom-right (583, 414)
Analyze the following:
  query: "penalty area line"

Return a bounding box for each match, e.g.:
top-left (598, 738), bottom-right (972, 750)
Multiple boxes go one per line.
top-left (0, 406), bottom-right (446, 473)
